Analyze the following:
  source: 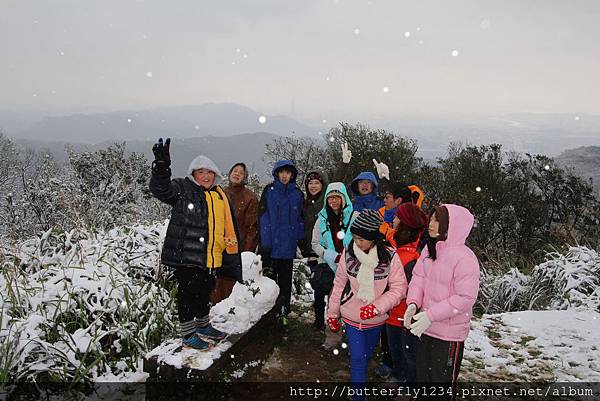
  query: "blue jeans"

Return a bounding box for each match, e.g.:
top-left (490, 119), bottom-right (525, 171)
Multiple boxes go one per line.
top-left (386, 324), bottom-right (418, 383)
top-left (345, 324), bottom-right (383, 401)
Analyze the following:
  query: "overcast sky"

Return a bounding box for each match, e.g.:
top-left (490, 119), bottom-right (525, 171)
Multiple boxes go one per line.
top-left (1, 0), bottom-right (599, 120)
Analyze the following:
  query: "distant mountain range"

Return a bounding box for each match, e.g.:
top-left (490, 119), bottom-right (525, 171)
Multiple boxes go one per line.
top-left (15, 132), bottom-right (280, 179)
top-left (556, 146), bottom-right (600, 192)
top-left (8, 103), bottom-right (317, 144)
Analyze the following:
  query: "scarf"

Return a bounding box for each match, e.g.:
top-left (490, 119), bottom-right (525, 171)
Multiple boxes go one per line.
top-left (353, 242), bottom-right (379, 303)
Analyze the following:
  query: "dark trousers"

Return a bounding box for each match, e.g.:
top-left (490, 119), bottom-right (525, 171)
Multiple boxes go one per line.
top-left (380, 326), bottom-right (393, 368)
top-left (386, 325), bottom-right (418, 383)
top-left (172, 266), bottom-right (215, 326)
top-left (271, 258), bottom-right (294, 315)
top-left (313, 287), bottom-right (326, 326)
top-left (416, 334), bottom-right (464, 401)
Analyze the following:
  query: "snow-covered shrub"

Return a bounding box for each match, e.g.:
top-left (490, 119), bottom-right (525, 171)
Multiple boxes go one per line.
top-left (0, 222), bottom-right (176, 383)
top-left (291, 260), bottom-right (314, 307)
top-left (527, 246), bottom-right (600, 311)
top-left (478, 267), bottom-right (533, 314)
top-left (476, 246), bottom-right (600, 314)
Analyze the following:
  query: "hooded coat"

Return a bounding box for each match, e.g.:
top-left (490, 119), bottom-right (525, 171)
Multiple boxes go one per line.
top-left (311, 182), bottom-right (357, 268)
top-left (350, 172), bottom-right (384, 212)
top-left (149, 155), bottom-right (242, 281)
top-left (258, 160), bottom-right (305, 260)
top-left (406, 204), bottom-right (480, 342)
top-left (224, 165), bottom-right (259, 252)
top-left (302, 170), bottom-right (329, 257)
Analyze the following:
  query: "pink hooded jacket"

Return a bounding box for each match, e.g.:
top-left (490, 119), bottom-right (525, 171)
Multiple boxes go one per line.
top-left (327, 247), bottom-right (408, 329)
top-left (406, 204), bottom-right (480, 342)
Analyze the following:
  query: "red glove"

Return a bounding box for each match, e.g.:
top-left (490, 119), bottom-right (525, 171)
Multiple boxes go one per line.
top-left (360, 304), bottom-right (379, 320)
top-left (327, 317), bottom-right (341, 333)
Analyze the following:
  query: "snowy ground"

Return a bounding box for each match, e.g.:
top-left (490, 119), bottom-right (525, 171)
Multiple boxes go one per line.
top-left (463, 310), bottom-right (600, 381)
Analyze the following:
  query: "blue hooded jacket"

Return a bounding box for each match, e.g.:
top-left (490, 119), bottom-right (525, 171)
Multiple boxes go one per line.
top-left (258, 160), bottom-right (305, 259)
top-left (350, 171), bottom-right (384, 212)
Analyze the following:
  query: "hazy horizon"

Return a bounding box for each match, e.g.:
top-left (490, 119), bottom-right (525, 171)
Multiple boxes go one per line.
top-left (2, 0), bottom-right (600, 123)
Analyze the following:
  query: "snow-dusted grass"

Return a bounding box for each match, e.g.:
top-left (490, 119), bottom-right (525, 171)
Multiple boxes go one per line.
top-left (0, 223), bottom-right (176, 383)
top-left (478, 246), bottom-right (600, 314)
top-left (464, 310), bottom-right (600, 381)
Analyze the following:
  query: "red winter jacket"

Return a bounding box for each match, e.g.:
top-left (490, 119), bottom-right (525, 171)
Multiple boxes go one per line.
top-left (386, 238), bottom-right (421, 327)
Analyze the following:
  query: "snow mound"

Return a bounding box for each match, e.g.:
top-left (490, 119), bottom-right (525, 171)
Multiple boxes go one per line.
top-left (146, 252), bottom-right (278, 371)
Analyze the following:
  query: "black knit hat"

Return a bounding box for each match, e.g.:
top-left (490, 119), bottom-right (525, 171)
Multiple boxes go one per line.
top-left (350, 209), bottom-right (384, 241)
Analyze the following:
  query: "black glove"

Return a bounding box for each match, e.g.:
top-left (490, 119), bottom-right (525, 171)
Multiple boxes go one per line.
top-left (152, 137), bottom-right (171, 174)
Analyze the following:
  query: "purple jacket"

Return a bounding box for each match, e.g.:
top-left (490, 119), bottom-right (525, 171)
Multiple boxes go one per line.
top-left (327, 247), bottom-right (408, 329)
top-left (406, 204), bottom-right (480, 342)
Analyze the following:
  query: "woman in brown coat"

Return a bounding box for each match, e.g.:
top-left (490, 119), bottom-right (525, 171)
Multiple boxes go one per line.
top-left (212, 162), bottom-right (259, 303)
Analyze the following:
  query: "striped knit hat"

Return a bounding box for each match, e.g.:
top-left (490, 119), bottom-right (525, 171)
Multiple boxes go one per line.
top-left (350, 209), bottom-right (384, 241)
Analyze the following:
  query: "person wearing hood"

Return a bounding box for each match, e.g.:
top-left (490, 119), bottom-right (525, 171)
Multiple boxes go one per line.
top-left (309, 182), bottom-right (356, 331)
top-left (327, 209), bottom-right (407, 401)
top-left (350, 172), bottom-right (384, 213)
top-left (258, 159), bottom-right (305, 322)
top-left (300, 170), bottom-right (328, 267)
top-left (149, 138), bottom-right (242, 351)
top-left (404, 204), bottom-right (480, 397)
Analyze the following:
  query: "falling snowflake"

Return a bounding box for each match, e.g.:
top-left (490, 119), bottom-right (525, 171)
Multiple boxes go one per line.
top-left (59, 51), bottom-right (65, 56)
top-left (353, 28), bottom-right (361, 36)
top-left (329, 137), bottom-right (335, 142)
top-left (258, 115), bottom-right (267, 124)
top-left (383, 87), bottom-right (390, 93)
top-left (188, 203), bottom-right (194, 210)
top-left (230, 354), bottom-right (235, 359)
top-left (336, 231), bottom-right (346, 240)
top-left (404, 32), bottom-right (411, 38)
top-left (544, 165), bottom-right (550, 171)
top-left (574, 116), bottom-right (580, 121)
top-left (480, 19), bottom-right (491, 29)
top-left (199, 237), bottom-right (205, 243)
top-left (195, 125), bottom-right (200, 130)
top-left (333, 349), bottom-right (339, 355)
top-left (318, 131), bottom-right (323, 135)
top-left (146, 71), bottom-right (153, 78)
top-left (322, 119), bottom-right (327, 124)
top-left (127, 118), bottom-right (132, 123)
top-left (341, 342), bottom-right (347, 349)
top-left (451, 50), bottom-right (460, 57)
top-left (236, 48), bottom-right (241, 53)
top-left (325, 76), bottom-right (330, 81)
top-left (231, 61), bottom-right (236, 65)
top-left (243, 54), bottom-right (248, 59)
top-left (475, 186), bottom-right (481, 192)
top-left (416, 27), bottom-right (421, 31)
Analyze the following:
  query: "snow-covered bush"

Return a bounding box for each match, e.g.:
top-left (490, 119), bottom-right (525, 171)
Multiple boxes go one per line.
top-left (0, 223), bottom-right (176, 383)
top-left (528, 246), bottom-right (600, 311)
top-left (477, 246), bottom-right (600, 314)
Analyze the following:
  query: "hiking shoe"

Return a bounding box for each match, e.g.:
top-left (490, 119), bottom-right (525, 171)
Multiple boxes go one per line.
top-left (182, 335), bottom-right (211, 351)
top-left (195, 324), bottom-right (227, 342)
top-left (375, 363), bottom-right (392, 379)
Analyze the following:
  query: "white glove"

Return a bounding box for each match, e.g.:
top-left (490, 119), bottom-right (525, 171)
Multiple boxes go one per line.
top-left (403, 303), bottom-right (417, 329)
top-left (373, 158), bottom-right (389, 180)
top-left (409, 311), bottom-right (432, 337)
top-left (341, 143), bottom-right (352, 164)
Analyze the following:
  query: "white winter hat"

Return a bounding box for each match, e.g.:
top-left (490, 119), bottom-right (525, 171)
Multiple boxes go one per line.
top-left (187, 155), bottom-right (223, 181)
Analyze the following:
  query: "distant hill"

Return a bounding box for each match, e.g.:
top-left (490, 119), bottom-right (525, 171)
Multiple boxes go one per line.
top-left (12, 103), bottom-right (317, 144)
top-left (15, 132), bottom-right (281, 181)
top-left (556, 146), bottom-right (600, 192)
